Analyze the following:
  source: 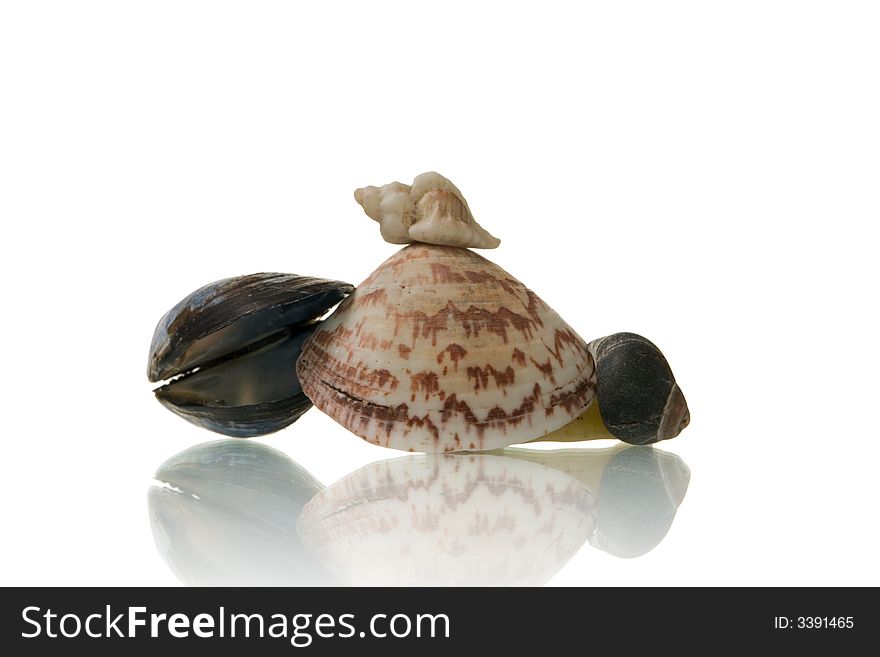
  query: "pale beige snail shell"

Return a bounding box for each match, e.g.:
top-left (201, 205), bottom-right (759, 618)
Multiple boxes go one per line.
top-left (354, 171), bottom-right (501, 249)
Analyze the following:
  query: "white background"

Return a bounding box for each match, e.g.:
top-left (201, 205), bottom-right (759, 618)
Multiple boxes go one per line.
top-left (1, 1), bottom-right (878, 586)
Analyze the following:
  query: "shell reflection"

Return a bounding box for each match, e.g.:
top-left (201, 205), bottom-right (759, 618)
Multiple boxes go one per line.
top-left (298, 453), bottom-right (595, 586)
top-left (299, 446), bottom-right (689, 584)
top-left (149, 442), bottom-right (689, 586)
top-left (148, 440), bottom-right (333, 585)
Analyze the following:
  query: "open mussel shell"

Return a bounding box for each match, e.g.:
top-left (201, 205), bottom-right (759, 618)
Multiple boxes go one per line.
top-left (149, 440), bottom-right (334, 586)
top-left (154, 325), bottom-right (316, 437)
top-left (148, 273), bottom-right (353, 437)
top-left (588, 333), bottom-right (690, 445)
top-left (148, 273), bottom-right (353, 382)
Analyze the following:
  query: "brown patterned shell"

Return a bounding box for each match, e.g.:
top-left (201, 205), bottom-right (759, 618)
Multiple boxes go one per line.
top-left (296, 244), bottom-right (595, 452)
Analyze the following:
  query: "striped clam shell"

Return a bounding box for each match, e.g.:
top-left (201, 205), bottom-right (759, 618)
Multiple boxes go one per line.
top-left (296, 244), bottom-right (596, 452)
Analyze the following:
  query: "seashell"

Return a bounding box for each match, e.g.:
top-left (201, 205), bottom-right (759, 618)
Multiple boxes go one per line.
top-left (587, 332), bottom-right (690, 445)
top-left (148, 273), bottom-right (353, 381)
top-left (148, 273), bottom-right (353, 437)
top-left (528, 333), bottom-right (690, 446)
top-left (149, 439), bottom-right (334, 585)
top-left (296, 452), bottom-right (596, 586)
top-left (296, 244), bottom-right (596, 452)
top-left (154, 326), bottom-right (316, 437)
top-left (355, 171), bottom-right (501, 249)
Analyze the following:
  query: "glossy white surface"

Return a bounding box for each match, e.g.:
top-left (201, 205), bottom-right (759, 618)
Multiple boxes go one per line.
top-left (1, 1), bottom-right (878, 586)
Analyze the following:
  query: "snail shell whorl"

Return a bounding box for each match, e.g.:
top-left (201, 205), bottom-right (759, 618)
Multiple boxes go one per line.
top-left (296, 244), bottom-right (595, 452)
top-left (354, 172), bottom-right (501, 249)
top-left (588, 332), bottom-right (690, 445)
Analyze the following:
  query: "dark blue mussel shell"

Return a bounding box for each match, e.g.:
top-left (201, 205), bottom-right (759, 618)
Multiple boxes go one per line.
top-left (148, 273), bottom-right (353, 437)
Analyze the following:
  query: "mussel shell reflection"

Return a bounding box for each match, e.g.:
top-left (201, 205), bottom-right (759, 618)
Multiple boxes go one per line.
top-left (149, 440), bottom-right (333, 586)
